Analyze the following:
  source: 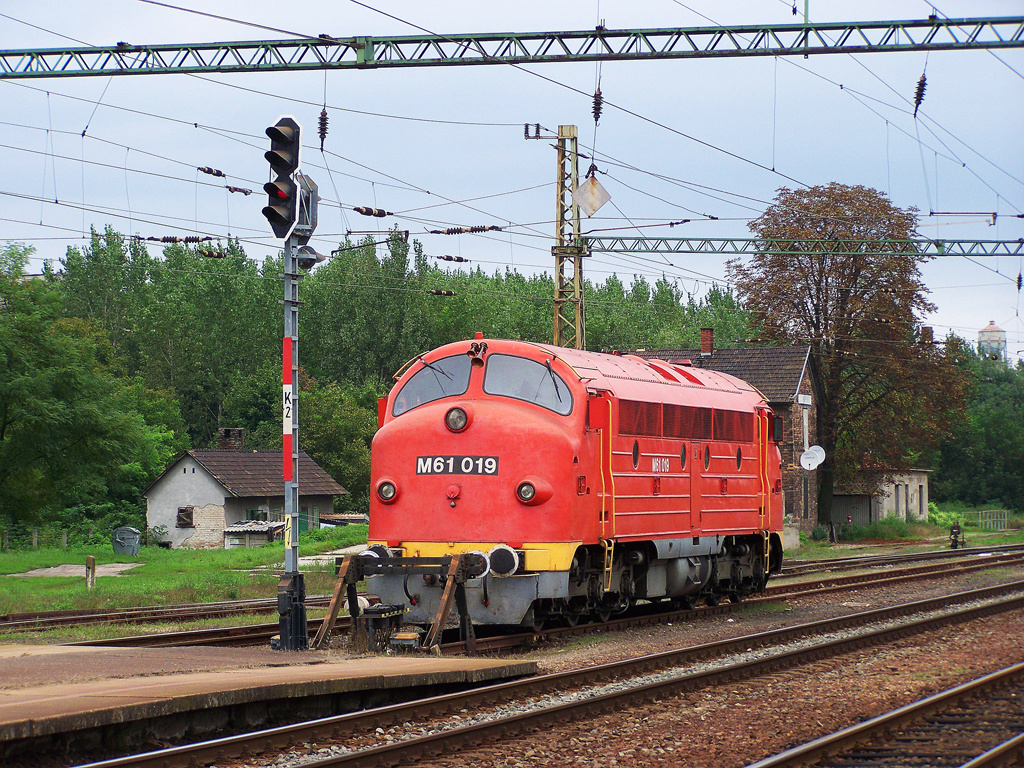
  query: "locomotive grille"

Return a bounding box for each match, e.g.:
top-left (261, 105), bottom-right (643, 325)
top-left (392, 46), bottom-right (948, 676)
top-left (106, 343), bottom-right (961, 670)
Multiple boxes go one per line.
top-left (713, 410), bottom-right (754, 442)
top-left (619, 399), bottom-right (661, 436)
top-left (621, 401), bottom-right (752, 442)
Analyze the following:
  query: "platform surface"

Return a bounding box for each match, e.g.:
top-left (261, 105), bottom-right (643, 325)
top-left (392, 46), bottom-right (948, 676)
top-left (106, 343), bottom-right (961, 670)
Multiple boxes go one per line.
top-left (0, 643), bottom-right (536, 741)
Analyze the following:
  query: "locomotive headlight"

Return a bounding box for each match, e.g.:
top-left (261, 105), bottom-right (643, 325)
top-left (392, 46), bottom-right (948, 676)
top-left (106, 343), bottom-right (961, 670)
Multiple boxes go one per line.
top-left (514, 476), bottom-right (553, 506)
top-left (377, 481), bottom-right (397, 503)
top-left (516, 482), bottom-right (536, 502)
top-left (445, 407), bottom-right (468, 432)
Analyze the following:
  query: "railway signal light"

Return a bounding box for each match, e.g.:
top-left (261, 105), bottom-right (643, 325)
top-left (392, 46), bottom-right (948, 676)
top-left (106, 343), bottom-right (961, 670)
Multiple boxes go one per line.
top-left (262, 116), bottom-right (301, 239)
top-left (295, 245), bottom-right (325, 270)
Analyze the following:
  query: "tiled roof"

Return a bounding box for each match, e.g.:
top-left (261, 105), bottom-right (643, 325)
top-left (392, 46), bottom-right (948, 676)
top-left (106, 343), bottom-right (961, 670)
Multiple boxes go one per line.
top-left (187, 450), bottom-right (347, 497)
top-left (635, 346), bottom-right (812, 403)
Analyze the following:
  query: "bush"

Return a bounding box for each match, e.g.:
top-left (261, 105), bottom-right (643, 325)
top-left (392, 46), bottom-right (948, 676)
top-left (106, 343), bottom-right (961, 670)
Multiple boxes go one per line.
top-left (811, 525), bottom-right (829, 541)
top-left (928, 502), bottom-right (962, 529)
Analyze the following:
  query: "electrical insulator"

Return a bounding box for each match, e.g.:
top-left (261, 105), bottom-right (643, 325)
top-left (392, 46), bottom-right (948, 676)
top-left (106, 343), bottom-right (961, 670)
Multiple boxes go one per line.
top-left (913, 73), bottom-right (927, 118)
top-left (427, 289), bottom-right (456, 296)
top-left (1018, 272), bottom-right (1022, 292)
top-left (427, 225), bottom-right (503, 235)
top-left (318, 108), bottom-right (328, 151)
top-left (353, 206), bottom-right (392, 218)
top-left (435, 254), bottom-right (469, 262)
top-left (226, 185), bottom-right (252, 195)
top-left (198, 166), bottom-right (225, 177)
top-left (146, 235), bottom-right (212, 244)
top-left (198, 249), bottom-right (226, 258)
top-left (592, 88), bottom-right (603, 124)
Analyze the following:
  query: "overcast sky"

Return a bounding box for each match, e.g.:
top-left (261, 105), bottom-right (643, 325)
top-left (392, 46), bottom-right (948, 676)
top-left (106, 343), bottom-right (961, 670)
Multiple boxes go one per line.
top-left (2, 1), bottom-right (1022, 362)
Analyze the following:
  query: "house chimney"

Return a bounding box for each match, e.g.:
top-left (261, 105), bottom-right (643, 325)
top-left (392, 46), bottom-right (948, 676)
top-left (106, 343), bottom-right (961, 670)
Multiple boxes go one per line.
top-left (700, 327), bottom-right (714, 356)
top-left (218, 428), bottom-right (245, 450)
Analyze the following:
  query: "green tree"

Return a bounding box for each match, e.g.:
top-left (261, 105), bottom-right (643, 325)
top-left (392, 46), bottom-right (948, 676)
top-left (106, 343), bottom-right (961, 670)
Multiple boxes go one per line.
top-left (54, 226), bottom-right (155, 372)
top-left (300, 379), bottom-right (377, 514)
top-left (133, 240), bottom-right (279, 446)
top-left (0, 250), bottom-right (179, 527)
top-left (728, 183), bottom-right (968, 525)
top-left (932, 344), bottom-right (1024, 511)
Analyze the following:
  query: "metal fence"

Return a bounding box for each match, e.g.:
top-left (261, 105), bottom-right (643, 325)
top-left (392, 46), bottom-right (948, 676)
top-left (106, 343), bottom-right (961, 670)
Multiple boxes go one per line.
top-left (962, 509), bottom-right (1010, 531)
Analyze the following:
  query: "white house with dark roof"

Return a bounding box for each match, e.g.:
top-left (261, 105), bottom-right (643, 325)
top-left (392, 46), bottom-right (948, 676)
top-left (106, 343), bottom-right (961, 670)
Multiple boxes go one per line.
top-left (143, 436), bottom-right (347, 549)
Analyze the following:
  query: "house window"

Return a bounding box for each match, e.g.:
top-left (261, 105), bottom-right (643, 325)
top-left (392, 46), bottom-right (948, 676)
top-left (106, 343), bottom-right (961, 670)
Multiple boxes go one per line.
top-left (176, 506), bottom-right (195, 528)
top-left (246, 508), bottom-right (267, 522)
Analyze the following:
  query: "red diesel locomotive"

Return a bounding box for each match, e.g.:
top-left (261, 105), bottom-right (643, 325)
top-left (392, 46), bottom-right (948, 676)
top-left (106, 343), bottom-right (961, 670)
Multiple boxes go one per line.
top-left (366, 335), bottom-right (784, 628)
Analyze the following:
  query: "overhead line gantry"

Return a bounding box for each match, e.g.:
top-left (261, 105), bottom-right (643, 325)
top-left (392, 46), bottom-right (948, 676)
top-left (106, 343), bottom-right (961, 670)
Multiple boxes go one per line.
top-left (4, 15), bottom-right (1022, 348)
top-left (583, 237), bottom-right (1024, 258)
top-left (1, 16), bottom-right (1022, 79)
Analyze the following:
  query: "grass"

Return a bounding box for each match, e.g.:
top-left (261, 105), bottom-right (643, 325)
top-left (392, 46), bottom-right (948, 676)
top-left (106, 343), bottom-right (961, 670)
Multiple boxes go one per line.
top-left (787, 516), bottom-right (1023, 560)
top-left (0, 525), bottom-right (367, 616)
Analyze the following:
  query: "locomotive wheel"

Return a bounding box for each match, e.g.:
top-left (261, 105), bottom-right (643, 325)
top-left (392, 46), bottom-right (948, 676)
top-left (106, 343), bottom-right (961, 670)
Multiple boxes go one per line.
top-left (594, 606), bottom-right (612, 623)
top-left (728, 592), bottom-right (742, 604)
top-left (704, 593), bottom-right (721, 607)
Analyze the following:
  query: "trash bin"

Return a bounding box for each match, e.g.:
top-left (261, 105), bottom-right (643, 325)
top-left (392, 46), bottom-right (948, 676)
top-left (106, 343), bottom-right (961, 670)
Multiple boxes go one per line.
top-left (112, 526), bottom-right (142, 556)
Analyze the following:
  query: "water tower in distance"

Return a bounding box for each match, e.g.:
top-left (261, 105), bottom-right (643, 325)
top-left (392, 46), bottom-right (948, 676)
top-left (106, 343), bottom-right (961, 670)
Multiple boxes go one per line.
top-left (978, 320), bottom-right (1008, 363)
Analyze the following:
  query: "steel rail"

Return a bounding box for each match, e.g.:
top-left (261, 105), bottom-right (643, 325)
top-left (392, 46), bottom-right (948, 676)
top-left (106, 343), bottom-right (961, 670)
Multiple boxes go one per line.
top-left (74, 582), bottom-right (1024, 768)
top-left (745, 662), bottom-right (1024, 767)
top-left (452, 557), bottom-right (1024, 654)
top-left (61, 551), bottom-right (1024, 650)
top-left (780, 542), bottom-right (1024, 575)
top-left (766, 551), bottom-right (1024, 597)
top-left (963, 732), bottom-right (1024, 768)
top-left (69, 615), bottom-right (346, 648)
top-left (1, 17), bottom-right (1022, 79)
top-left (0, 595), bottom-right (333, 633)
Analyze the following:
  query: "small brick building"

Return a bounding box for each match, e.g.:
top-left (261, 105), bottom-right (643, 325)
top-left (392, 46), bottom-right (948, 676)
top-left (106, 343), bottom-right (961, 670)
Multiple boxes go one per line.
top-left (143, 436), bottom-right (346, 549)
top-left (834, 469), bottom-right (931, 527)
top-left (637, 329), bottom-right (820, 531)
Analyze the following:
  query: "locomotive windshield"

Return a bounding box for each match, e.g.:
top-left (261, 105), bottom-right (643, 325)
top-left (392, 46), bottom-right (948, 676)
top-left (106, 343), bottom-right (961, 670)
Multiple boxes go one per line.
top-left (393, 354), bottom-right (472, 416)
top-left (483, 354), bottom-right (573, 415)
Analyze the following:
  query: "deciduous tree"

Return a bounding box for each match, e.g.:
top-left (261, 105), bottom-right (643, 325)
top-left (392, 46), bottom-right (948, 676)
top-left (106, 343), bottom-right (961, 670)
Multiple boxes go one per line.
top-left (728, 183), bottom-right (968, 525)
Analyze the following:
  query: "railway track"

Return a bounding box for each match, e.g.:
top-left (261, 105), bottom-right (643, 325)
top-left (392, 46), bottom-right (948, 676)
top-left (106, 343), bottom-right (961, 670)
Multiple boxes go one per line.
top-left (4, 544), bottom-right (1017, 640)
top-left (780, 541), bottom-right (1024, 576)
top-left (0, 596), bottom-right (333, 633)
top-left (749, 662), bottom-right (1024, 767)
top-left (63, 550), bottom-right (1024, 650)
top-left (73, 580), bottom-right (1024, 768)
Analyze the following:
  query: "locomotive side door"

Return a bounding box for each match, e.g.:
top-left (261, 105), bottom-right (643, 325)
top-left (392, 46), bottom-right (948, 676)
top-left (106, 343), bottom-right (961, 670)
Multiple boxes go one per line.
top-left (690, 442), bottom-right (702, 533)
top-left (587, 392), bottom-right (616, 541)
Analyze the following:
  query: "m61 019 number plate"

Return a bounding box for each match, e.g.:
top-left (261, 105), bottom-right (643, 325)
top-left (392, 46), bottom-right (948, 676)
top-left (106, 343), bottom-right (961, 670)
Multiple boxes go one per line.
top-left (416, 456), bottom-right (499, 475)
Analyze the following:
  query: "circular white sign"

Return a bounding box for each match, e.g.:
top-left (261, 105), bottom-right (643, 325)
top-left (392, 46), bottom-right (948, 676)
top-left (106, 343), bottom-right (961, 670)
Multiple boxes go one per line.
top-left (800, 449), bottom-right (823, 470)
